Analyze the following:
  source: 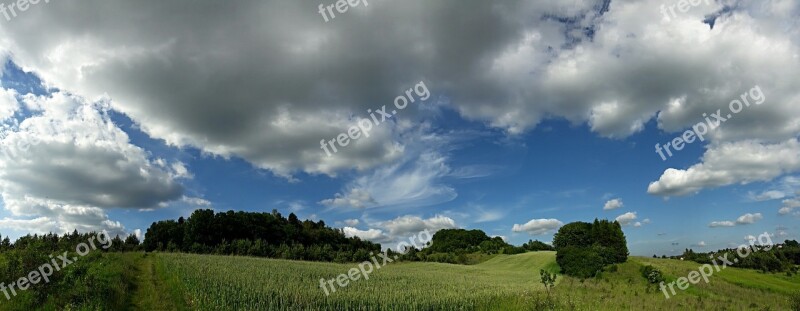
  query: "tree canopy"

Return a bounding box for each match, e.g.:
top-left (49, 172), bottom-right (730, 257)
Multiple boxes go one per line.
top-left (554, 219), bottom-right (629, 278)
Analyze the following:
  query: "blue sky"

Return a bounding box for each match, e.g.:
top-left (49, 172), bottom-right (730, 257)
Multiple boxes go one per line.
top-left (0, 0), bottom-right (797, 256)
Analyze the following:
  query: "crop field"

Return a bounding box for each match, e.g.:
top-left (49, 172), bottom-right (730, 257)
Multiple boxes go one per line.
top-left (153, 252), bottom-right (558, 310)
top-left (147, 252), bottom-right (798, 311)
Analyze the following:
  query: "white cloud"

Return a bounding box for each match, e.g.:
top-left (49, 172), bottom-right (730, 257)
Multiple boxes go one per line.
top-left (0, 0), bottom-right (796, 189)
top-left (132, 229), bottom-right (143, 240)
top-left (736, 213), bottom-right (763, 224)
top-left (0, 92), bottom-right (184, 235)
top-left (182, 196), bottom-right (211, 207)
top-left (492, 235), bottom-right (509, 243)
top-left (779, 198), bottom-right (800, 215)
top-left (378, 215), bottom-right (457, 237)
top-left (320, 148), bottom-right (456, 210)
top-left (603, 198), bottom-right (624, 210)
top-left (709, 221), bottom-right (736, 228)
top-left (615, 212), bottom-right (638, 226)
top-left (710, 212), bottom-right (763, 228)
top-left (319, 188), bottom-right (375, 209)
top-left (343, 227), bottom-right (386, 241)
top-left (512, 219), bottom-right (563, 235)
top-left (649, 139), bottom-right (800, 196)
top-left (749, 190), bottom-right (788, 201)
top-left (345, 214), bottom-right (458, 249)
top-left (0, 88), bottom-right (18, 121)
top-left (171, 162), bottom-right (193, 179)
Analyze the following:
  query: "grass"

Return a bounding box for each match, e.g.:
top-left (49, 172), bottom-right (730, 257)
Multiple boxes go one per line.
top-left (148, 252), bottom-right (796, 310)
top-left (153, 251), bottom-right (557, 310)
top-left (3, 251), bottom-right (795, 310)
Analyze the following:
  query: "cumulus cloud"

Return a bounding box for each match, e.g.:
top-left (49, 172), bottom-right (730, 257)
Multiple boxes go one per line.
top-left (181, 196), bottom-right (212, 207)
top-left (779, 198), bottom-right (800, 215)
top-left (603, 198), bottom-right (624, 210)
top-left (343, 227), bottom-right (386, 241)
top-left (709, 212), bottom-right (763, 227)
top-left (0, 92), bottom-right (184, 235)
top-left (343, 214), bottom-right (457, 249)
top-left (0, 88), bottom-right (18, 121)
top-left (512, 219), bottom-right (563, 235)
top-left (0, 0), bottom-right (795, 189)
top-left (649, 139), bottom-right (800, 196)
top-left (378, 215), bottom-right (457, 237)
top-left (749, 190), bottom-right (789, 201)
top-left (615, 212), bottom-right (638, 226)
top-left (736, 213), bottom-right (763, 224)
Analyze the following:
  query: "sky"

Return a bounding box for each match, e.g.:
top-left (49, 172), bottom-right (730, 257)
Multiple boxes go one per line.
top-left (0, 0), bottom-right (797, 256)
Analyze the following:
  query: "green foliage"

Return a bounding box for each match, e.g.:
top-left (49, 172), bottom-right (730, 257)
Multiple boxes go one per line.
top-left (555, 246), bottom-right (605, 279)
top-left (523, 240), bottom-right (555, 252)
top-left (413, 229), bottom-right (525, 264)
top-left (0, 232), bottom-right (138, 310)
top-left (552, 222), bottom-right (593, 250)
top-left (427, 229), bottom-right (494, 253)
top-left (791, 291), bottom-right (800, 311)
top-left (539, 269), bottom-right (557, 294)
top-left (143, 209), bottom-right (380, 263)
top-left (639, 265), bottom-right (665, 284)
top-left (677, 240), bottom-right (800, 273)
top-left (554, 219), bottom-right (629, 278)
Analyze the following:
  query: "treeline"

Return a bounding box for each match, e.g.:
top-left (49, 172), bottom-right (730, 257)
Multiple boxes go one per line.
top-left (398, 229), bottom-right (552, 264)
top-left (0, 231), bottom-right (139, 309)
top-left (673, 240), bottom-right (800, 274)
top-left (143, 209), bottom-right (381, 263)
top-left (553, 219), bottom-right (629, 278)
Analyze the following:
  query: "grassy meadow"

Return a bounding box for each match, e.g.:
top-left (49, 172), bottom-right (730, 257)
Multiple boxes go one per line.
top-left (142, 252), bottom-right (797, 310)
top-left (1, 251), bottom-right (797, 310)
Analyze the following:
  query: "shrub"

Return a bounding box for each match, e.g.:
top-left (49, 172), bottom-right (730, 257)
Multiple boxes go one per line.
top-left (556, 246), bottom-right (605, 279)
top-left (640, 265), bottom-right (665, 284)
top-left (539, 269), bottom-right (557, 295)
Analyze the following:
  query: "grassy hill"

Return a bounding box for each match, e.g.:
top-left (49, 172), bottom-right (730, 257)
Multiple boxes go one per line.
top-left (8, 251), bottom-right (796, 310)
top-left (137, 252), bottom-right (796, 310)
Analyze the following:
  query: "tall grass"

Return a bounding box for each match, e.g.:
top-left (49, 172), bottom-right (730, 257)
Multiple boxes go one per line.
top-left (155, 252), bottom-right (556, 310)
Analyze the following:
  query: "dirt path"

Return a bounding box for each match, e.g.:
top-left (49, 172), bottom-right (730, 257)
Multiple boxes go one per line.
top-left (130, 254), bottom-right (182, 311)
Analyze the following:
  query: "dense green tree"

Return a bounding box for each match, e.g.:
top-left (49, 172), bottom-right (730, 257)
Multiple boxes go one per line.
top-left (522, 240), bottom-right (555, 251)
top-left (552, 222), bottom-right (593, 250)
top-left (554, 219), bottom-right (629, 278)
top-left (142, 209), bottom-right (380, 263)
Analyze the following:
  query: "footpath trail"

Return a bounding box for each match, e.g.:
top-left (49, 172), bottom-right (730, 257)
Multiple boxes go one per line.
top-left (130, 254), bottom-right (182, 311)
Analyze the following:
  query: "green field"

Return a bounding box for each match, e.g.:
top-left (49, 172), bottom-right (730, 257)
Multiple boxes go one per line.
top-left (6, 251), bottom-right (797, 310)
top-left (134, 252), bottom-right (797, 310)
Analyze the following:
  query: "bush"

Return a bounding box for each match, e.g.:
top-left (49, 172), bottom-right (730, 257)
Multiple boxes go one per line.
top-left (556, 246), bottom-right (605, 279)
top-left (640, 265), bottom-right (665, 284)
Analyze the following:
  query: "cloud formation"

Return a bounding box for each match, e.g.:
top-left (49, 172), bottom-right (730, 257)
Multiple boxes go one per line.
top-left (709, 212), bottom-right (763, 227)
top-left (0, 91), bottom-right (184, 235)
top-left (603, 198), bottom-right (624, 210)
top-left (512, 218), bottom-right (563, 235)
